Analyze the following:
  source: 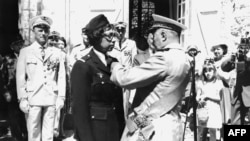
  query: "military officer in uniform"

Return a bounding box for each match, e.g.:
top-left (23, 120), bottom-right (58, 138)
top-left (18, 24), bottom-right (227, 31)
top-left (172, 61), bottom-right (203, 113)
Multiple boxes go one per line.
top-left (110, 14), bottom-right (191, 141)
top-left (71, 14), bottom-right (124, 141)
top-left (69, 28), bottom-right (92, 70)
top-left (16, 15), bottom-right (66, 141)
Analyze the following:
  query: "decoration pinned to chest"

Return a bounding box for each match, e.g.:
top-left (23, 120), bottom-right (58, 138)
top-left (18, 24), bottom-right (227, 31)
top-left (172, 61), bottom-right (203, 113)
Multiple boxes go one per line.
top-left (97, 72), bottom-right (104, 78)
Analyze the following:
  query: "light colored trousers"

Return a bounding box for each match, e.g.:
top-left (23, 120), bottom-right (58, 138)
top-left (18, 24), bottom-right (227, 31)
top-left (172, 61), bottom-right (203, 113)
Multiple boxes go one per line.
top-left (121, 111), bottom-right (184, 141)
top-left (27, 106), bottom-right (56, 141)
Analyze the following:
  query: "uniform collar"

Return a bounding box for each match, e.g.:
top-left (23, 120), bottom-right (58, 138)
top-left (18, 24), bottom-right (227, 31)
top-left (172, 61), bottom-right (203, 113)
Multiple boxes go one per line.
top-left (164, 43), bottom-right (183, 50)
top-left (33, 41), bottom-right (48, 49)
top-left (93, 48), bottom-right (107, 66)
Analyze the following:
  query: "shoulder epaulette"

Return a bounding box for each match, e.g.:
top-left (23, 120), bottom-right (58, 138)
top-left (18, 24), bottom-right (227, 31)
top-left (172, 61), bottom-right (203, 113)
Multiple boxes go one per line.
top-left (80, 53), bottom-right (91, 62)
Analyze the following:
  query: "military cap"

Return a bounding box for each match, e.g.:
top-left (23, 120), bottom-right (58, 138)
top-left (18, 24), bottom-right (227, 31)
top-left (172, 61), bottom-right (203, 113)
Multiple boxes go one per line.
top-left (150, 14), bottom-right (187, 34)
top-left (211, 44), bottom-right (228, 55)
top-left (29, 15), bottom-right (52, 29)
top-left (85, 14), bottom-right (110, 34)
top-left (49, 31), bottom-right (60, 38)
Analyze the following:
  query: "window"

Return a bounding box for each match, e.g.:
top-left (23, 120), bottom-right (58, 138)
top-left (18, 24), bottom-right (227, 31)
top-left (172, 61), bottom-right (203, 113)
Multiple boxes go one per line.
top-left (129, 0), bottom-right (155, 39)
top-left (177, 0), bottom-right (189, 46)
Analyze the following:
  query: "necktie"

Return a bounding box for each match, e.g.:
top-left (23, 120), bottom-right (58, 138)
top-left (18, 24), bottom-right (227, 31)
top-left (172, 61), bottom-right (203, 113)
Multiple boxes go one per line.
top-left (40, 47), bottom-right (45, 60)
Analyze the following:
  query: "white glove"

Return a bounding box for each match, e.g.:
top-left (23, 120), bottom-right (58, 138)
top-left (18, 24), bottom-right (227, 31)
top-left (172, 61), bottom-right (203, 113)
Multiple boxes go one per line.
top-left (55, 97), bottom-right (65, 111)
top-left (19, 99), bottom-right (30, 114)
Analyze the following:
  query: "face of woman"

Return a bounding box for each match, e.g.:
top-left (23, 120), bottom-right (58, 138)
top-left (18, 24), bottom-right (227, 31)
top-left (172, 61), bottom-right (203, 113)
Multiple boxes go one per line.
top-left (204, 67), bottom-right (215, 81)
top-left (213, 47), bottom-right (224, 60)
top-left (98, 29), bottom-right (117, 53)
top-left (58, 40), bottom-right (65, 50)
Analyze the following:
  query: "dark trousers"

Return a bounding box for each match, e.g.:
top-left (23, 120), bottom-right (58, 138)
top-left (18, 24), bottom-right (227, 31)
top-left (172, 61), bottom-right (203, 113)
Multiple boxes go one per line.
top-left (231, 97), bottom-right (248, 125)
top-left (7, 102), bottom-right (28, 141)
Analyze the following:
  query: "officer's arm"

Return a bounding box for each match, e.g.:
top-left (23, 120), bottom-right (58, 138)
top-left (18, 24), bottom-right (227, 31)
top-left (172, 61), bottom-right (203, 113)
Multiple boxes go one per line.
top-left (71, 61), bottom-right (95, 141)
top-left (110, 53), bottom-right (166, 89)
top-left (16, 49), bottom-right (27, 100)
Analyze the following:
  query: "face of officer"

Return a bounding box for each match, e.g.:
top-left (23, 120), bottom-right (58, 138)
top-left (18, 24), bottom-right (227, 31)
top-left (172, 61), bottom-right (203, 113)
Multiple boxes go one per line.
top-left (151, 28), bottom-right (170, 51)
top-left (33, 25), bottom-right (50, 46)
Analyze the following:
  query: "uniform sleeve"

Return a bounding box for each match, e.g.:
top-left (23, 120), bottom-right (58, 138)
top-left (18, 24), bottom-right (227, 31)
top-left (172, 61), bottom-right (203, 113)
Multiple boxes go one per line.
top-left (131, 40), bottom-right (138, 66)
top-left (110, 53), bottom-right (167, 89)
top-left (57, 52), bottom-right (66, 98)
top-left (221, 55), bottom-right (235, 72)
top-left (16, 49), bottom-right (27, 100)
top-left (71, 61), bottom-right (94, 141)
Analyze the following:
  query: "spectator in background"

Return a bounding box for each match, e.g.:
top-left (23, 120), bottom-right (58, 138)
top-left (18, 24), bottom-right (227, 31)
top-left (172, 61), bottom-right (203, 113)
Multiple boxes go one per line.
top-left (108, 22), bottom-right (137, 120)
top-left (196, 59), bottom-right (223, 141)
top-left (0, 54), bottom-right (9, 138)
top-left (2, 39), bottom-right (28, 141)
top-left (108, 21), bottom-right (137, 67)
top-left (48, 31), bottom-right (60, 48)
top-left (221, 40), bottom-right (250, 125)
top-left (210, 43), bottom-right (232, 140)
top-left (133, 33), bottom-right (154, 66)
top-left (69, 28), bottom-right (92, 70)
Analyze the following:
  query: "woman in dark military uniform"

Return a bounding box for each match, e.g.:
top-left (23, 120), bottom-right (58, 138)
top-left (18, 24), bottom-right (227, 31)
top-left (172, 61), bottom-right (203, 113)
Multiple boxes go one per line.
top-left (71, 14), bottom-right (124, 141)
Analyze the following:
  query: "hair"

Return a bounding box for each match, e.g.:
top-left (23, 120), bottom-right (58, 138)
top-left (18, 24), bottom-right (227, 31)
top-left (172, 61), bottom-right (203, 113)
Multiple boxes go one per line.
top-left (87, 24), bottom-right (115, 46)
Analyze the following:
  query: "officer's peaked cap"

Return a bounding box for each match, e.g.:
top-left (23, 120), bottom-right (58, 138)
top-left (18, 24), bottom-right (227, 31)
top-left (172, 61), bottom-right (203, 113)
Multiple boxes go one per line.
top-left (151, 14), bottom-right (187, 34)
top-left (29, 15), bottom-right (52, 29)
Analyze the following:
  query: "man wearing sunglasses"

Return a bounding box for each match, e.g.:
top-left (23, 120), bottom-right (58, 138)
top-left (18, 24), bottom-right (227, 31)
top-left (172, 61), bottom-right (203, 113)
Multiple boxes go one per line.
top-left (71, 14), bottom-right (124, 141)
top-left (110, 14), bottom-right (190, 141)
top-left (16, 15), bottom-right (66, 141)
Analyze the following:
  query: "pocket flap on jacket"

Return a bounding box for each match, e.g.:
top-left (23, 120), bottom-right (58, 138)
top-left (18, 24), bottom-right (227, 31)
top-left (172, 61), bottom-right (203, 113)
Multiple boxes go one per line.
top-left (90, 106), bottom-right (108, 120)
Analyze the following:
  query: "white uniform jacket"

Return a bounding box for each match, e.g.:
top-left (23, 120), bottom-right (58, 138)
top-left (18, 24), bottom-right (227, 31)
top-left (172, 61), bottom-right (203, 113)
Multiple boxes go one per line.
top-left (111, 43), bottom-right (191, 118)
top-left (16, 41), bottom-right (66, 106)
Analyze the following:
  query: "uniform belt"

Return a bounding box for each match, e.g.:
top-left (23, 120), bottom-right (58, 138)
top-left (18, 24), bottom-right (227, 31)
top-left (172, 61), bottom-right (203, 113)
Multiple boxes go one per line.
top-left (160, 104), bottom-right (181, 118)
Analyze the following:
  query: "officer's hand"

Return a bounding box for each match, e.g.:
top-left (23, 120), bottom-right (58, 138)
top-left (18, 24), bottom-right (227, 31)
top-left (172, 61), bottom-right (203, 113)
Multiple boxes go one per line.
top-left (134, 104), bottom-right (148, 115)
top-left (106, 55), bottom-right (118, 69)
top-left (56, 97), bottom-right (64, 111)
top-left (19, 99), bottom-right (30, 114)
top-left (127, 112), bottom-right (138, 133)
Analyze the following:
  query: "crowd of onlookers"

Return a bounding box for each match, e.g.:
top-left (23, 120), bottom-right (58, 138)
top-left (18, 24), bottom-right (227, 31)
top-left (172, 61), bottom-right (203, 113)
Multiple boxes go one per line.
top-left (1, 13), bottom-right (250, 141)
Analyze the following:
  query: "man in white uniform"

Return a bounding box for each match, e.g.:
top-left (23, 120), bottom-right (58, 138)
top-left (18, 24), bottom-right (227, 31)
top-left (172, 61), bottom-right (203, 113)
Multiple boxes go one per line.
top-left (16, 15), bottom-right (66, 141)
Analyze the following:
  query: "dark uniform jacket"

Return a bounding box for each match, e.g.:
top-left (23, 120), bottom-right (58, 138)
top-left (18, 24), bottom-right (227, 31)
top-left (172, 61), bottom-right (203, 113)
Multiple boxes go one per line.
top-left (221, 56), bottom-right (250, 124)
top-left (71, 49), bottom-right (124, 141)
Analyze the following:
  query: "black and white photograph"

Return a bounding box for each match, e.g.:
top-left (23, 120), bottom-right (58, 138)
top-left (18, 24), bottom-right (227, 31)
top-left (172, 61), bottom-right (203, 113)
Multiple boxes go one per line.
top-left (1, 0), bottom-right (250, 141)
